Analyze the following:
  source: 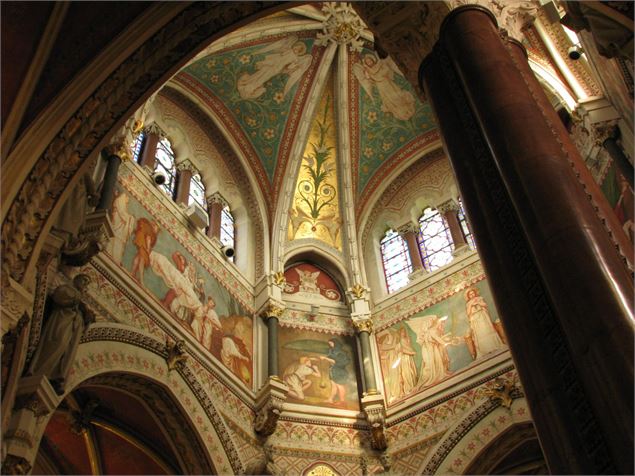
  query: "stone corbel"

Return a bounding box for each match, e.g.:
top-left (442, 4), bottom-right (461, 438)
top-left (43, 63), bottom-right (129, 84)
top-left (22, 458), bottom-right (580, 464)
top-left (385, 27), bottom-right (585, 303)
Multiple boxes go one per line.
top-left (1, 275), bottom-right (34, 340)
top-left (3, 375), bottom-right (60, 469)
top-left (164, 339), bottom-right (188, 372)
top-left (253, 376), bottom-right (289, 437)
top-left (361, 392), bottom-right (388, 451)
top-left (61, 209), bottom-right (114, 267)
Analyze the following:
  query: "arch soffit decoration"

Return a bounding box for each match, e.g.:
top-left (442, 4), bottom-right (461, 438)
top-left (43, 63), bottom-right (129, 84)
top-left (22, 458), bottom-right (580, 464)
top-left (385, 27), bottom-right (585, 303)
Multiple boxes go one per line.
top-left (360, 147), bottom-right (452, 251)
top-left (47, 329), bottom-right (246, 474)
top-left (419, 396), bottom-right (533, 475)
top-left (157, 86), bottom-right (269, 277)
top-left (1, 2), bottom-right (288, 286)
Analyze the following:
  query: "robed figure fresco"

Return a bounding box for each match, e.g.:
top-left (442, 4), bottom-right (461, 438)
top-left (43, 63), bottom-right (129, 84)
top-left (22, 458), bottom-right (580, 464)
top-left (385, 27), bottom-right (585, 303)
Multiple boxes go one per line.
top-left (237, 35), bottom-right (312, 100)
top-left (464, 287), bottom-right (505, 359)
top-left (378, 326), bottom-right (417, 402)
top-left (353, 53), bottom-right (416, 121)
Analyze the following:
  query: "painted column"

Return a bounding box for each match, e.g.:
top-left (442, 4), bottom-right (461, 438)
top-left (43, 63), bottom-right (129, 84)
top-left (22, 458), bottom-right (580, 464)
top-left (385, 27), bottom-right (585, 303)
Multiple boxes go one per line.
top-left (419, 5), bottom-right (633, 473)
top-left (206, 192), bottom-right (225, 240)
top-left (174, 160), bottom-right (196, 206)
top-left (97, 152), bottom-right (122, 211)
top-left (600, 127), bottom-right (634, 188)
top-left (353, 319), bottom-right (377, 394)
top-left (437, 199), bottom-right (468, 253)
top-left (138, 124), bottom-right (161, 169)
top-left (397, 222), bottom-right (424, 272)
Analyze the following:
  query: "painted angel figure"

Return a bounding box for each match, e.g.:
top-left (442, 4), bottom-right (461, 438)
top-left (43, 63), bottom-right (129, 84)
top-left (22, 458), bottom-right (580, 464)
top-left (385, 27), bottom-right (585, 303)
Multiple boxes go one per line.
top-left (237, 35), bottom-right (312, 100)
top-left (353, 53), bottom-right (416, 121)
top-left (297, 268), bottom-right (320, 294)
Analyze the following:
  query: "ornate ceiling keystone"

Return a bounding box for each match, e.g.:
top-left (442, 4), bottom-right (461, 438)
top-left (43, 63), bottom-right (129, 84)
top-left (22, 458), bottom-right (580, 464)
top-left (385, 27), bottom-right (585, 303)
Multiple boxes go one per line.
top-left (316, 2), bottom-right (366, 52)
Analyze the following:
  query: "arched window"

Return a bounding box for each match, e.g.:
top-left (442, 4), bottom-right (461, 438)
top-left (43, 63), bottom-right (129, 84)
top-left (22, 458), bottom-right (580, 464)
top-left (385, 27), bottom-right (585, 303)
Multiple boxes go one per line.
top-left (155, 137), bottom-right (177, 197)
top-left (380, 229), bottom-right (412, 293)
top-left (132, 131), bottom-right (145, 163)
top-left (417, 207), bottom-right (454, 272)
top-left (220, 205), bottom-right (235, 261)
top-left (457, 199), bottom-right (476, 249)
top-left (188, 172), bottom-right (207, 209)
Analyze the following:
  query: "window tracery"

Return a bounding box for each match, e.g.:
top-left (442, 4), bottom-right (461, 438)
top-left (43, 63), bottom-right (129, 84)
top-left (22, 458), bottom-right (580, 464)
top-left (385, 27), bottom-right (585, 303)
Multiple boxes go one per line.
top-left (417, 207), bottom-right (454, 272)
top-left (380, 229), bottom-right (412, 293)
top-left (155, 137), bottom-right (177, 198)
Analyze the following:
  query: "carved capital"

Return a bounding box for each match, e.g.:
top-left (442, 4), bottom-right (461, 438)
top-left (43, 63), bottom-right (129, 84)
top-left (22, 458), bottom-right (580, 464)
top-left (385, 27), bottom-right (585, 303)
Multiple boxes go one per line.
top-left (254, 376), bottom-right (289, 436)
top-left (1, 455), bottom-right (32, 475)
top-left (260, 301), bottom-right (285, 320)
top-left (436, 198), bottom-right (459, 215)
top-left (165, 339), bottom-right (188, 372)
top-left (144, 122), bottom-right (164, 138)
top-left (14, 375), bottom-right (60, 417)
top-left (206, 192), bottom-right (228, 208)
top-left (484, 376), bottom-right (523, 409)
top-left (352, 319), bottom-right (374, 334)
top-left (447, 1), bottom-right (538, 42)
top-left (176, 159), bottom-right (199, 174)
top-left (592, 120), bottom-right (620, 146)
top-left (361, 392), bottom-right (388, 451)
top-left (397, 222), bottom-right (419, 236)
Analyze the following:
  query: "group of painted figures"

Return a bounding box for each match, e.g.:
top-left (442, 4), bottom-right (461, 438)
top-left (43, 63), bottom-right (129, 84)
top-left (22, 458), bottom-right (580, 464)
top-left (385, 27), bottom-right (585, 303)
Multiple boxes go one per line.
top-left (379, 287), bottom-right (507, 403)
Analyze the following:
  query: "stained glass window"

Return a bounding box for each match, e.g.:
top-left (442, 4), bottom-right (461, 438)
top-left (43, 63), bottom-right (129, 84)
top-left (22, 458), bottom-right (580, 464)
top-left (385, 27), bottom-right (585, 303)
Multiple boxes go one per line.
top-left (155, 137), bottom-right (177, 198)
top-left (132, 131), bottom-right (145, 163)
top-left (417, 207), bottom-right (454, 272)
top-left (380, 229), bottom-right (412, 293)
top-left (458, 198), bottom-right (476, 249)
top-left (188, 172), bottom-right (207, 210)
top-left (220, 205), bottom-right (235, 262)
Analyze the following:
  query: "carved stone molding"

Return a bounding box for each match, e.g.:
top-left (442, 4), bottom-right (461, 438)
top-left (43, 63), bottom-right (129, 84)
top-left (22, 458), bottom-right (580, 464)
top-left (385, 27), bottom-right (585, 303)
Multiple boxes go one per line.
top-left (1, 275), bottom-right (34, 339)
top-left (61, 209), bottom-right (114, 267)
top-left (361, 392), bottom-right (387, 451)
top-left (164, 339), bottom-right (188, 372)
top-left (1, 454), bottom-right (31, 475)
top-left (253, 376), bottom-right (289, 437)
top-left (447, 1), bottom-right (539, 42)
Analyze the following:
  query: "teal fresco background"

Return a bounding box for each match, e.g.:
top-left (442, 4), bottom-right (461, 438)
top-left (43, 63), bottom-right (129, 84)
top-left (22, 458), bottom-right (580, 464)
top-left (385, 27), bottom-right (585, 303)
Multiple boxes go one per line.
top-left (182, 36), bottom-right (318, 182)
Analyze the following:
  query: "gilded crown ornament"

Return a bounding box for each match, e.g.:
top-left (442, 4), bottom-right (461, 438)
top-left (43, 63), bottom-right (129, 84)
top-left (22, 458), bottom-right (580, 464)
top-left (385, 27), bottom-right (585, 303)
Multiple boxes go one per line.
top-left (272, 271), bottom-right (286, 286)
top-left (350, 283), bottom-right (366, 299)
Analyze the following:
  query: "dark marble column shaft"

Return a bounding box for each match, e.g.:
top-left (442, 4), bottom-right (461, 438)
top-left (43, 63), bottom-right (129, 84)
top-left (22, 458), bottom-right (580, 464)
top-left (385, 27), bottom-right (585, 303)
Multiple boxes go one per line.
top-left (97, 153), bottom-right (122, 211)
top-left (420, 5), bottom-right (633, 473)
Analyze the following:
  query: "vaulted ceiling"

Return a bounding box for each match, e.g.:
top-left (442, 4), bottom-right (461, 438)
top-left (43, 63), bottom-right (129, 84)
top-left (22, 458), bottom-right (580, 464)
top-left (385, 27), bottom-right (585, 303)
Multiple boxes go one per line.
top-left (168, 4), bottom-right (439, 222)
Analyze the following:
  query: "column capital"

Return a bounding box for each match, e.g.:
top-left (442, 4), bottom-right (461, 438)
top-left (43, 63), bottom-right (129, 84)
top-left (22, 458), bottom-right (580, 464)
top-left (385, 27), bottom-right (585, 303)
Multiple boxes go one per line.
top-left (436, 198), bottom-right (460, 214)
top-left (144, 122), bottom-right (164, 138)
top-left (259, 300), bottom-right (285, 320)
top-left (352, 318), bottom-right (374, 335)
top-left (397, 222), bottom-right (419, 236)
top-left (176, 159), bottom-right (199, 174)
top-left (206, 191), bottom-right (228, 208)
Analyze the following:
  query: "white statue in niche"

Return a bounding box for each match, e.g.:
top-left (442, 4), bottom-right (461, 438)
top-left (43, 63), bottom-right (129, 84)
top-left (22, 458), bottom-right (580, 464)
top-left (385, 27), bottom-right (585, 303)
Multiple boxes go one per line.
top-left (27, 274), bottom-right (95, 395)
top-left (297, 269), bottom-right (321, 294)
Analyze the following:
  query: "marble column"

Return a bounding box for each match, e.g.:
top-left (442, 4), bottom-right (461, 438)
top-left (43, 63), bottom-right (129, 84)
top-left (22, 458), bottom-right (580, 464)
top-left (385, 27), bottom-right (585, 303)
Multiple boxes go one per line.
top-left (420, 5), bottom-right (633, 473)
top-left (437, 199), bottom-right (468, 253)
top-left (353, 319), bottom-right (377, 394)
top-left (397, 222), bottom-right (424, 272)
top-left (504, 36), bottom-right (633, 268)
top-left (174, 160), bottom-right (196, 206)
top-left (206, 193), bottom-right (225, 240)
top-left (138, 125), bottom-right (161, 169)
top-left (600, 127), bottom-right (634, 189)
top-left (97, 152), bottom-right (122, 211)
top-left (261, 303), bottom-right (284, 378)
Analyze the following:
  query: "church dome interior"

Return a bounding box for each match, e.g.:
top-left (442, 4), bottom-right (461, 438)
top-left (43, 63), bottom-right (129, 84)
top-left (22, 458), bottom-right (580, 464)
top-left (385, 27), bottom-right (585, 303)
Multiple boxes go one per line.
top-left (1, 1), bottom-right (633, 475)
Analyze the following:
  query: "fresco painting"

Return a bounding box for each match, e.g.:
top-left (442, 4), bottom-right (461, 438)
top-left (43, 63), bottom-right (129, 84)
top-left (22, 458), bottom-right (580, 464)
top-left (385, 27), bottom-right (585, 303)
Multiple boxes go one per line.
top-left (105, 187), bottom-right (253, 386)
top-left (283, 263), bottom-right (342, 302)
top-left (182, 35), bottom-right (317, 181)
top-left (353, 48), bottom-right (437, 195)
top-left (279, 326), bottom-right (359, 410)
top-left (377, 280), bottom-right (506, 405)
top-left (600, 161), bottom-right (634, 243)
